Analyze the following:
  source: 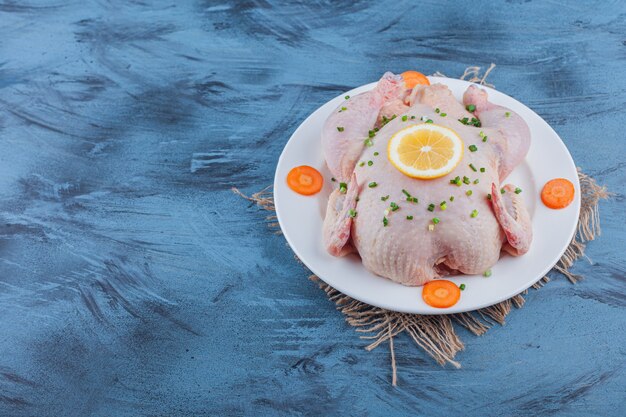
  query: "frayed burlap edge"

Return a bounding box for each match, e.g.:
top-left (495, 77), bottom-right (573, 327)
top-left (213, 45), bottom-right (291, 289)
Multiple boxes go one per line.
top-left (232, 65), bottom-right (609, 385)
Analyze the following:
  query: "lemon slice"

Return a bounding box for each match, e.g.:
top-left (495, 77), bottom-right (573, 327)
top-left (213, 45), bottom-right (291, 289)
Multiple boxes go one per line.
top-left (387, 123), bottom-right (464, 179)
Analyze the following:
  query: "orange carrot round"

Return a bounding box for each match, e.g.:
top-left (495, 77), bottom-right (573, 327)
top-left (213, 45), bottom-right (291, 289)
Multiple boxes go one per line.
top-left (422, 280), bottom-right (461, 308)
top-left (541, 178), bottom-right (575, 209)
top-left (286, 165), bottom-right (324, 196)
top-left (401, 70), bottom-right (430, 89)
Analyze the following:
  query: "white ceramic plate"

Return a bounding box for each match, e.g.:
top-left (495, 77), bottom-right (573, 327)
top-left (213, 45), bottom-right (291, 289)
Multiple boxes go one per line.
top-left (274, 77), bottom-right (580, 314)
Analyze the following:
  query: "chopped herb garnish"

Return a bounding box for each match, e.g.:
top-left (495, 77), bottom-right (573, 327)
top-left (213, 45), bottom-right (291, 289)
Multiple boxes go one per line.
top-left (463, 176), bottom-right (471, 185)
top-left (349, 209), bottom-right (357, 218)
top-left (402, 189), bottom-right (411, 198)
top-left (460, 283), bottom-right (466, 291)
top-left (359, 161), bottom-right (365, 167)
top-left (401, 115), bottom-right (408, 122)
top-left (406, 215), bottom-right (414, 220)
top-left (383, 217), bottom-right (388, 227)
top-left (459, 117), bottom-right (481, 127)
top-left (374, 127), bottom-right (379, 132)
top-left (487, 193), bottom-right (492, 200)
top-left (440, 112), bottom-right (447, 117)
top-left (450, 196), bottom-right (455, 202)
top-left (435, 108), bottom-right (440, 114)
top-left (505, 112), bottom-right (511, 118)
top-left (473, 179), bottom-right (479, 184)
top-left (466, 190), bottom-right (473, 196)
top-left (339, 183), bottom-right (347, 194)
top-left (515, 187), bottom-right (522, 194)
top-left (501, 188), bottom-right (506, 194)
top-left (381, 195), bottom-right (390, 201)
top-left (374, 151), bottom-right (379, 156)
top-left (469, 144), bottom-right (478, 152)
top-left (450, 176), bottom-right (462, 186)
top-left (345, 95), bottom-right (350, 100)
top-left (410, 115), bottom-right (416, 119)
top-left (390, 202), bottom-right (399, 211)
top-left (407, 197), bottom-right (418, 203)
top-left (469, 163), bottom-right (477, 172)
top-left (368, 160), bottom-right (373, 166)
top-left (425, 119), bottom-right (434, 124)
top-left (482, 136), bottom-right (488, 142)
top-left (483, 269), bottom-right (492, 278)
top-left (480, 167), bottom-right (486, 173)
top-left (331, 177), bottom-right (336, 182)
top-left (368, 130), bottom-right (376, 138)
top-left (337, 126), bottom-right (344, 132)
top-left (440, 201), bottom-right (447, 211)
top-left (364, 138), bottom-right (373, 147)
top-left (368, 182), bottom-right (378, 188)
top-left (427, 203), bottom-right (435, 212)
top-left (470, 209), bottom-right (478, 218)
top-left (432, 217), bottom-right (440, 224)
top-left (466, 104), bottom-right (476, 112)
top-left (341, 106), bottom-right (347, 111)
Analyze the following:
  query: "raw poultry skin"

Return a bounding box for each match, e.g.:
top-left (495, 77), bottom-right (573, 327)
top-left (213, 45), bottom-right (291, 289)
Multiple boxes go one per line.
top-left (322, 73), bottom-right (532, 286)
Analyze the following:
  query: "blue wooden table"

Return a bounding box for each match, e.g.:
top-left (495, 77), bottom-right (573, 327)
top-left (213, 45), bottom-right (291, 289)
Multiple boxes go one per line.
top-left (1, 1), bottom-right (624, 416)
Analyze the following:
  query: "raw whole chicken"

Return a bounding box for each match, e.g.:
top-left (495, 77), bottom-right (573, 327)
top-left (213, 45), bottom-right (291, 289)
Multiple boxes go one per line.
top-left (322, 72), bottom-right (532, 286)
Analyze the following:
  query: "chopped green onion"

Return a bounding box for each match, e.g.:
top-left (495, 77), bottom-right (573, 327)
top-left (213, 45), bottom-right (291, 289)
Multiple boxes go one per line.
top-left (337, 126), bottom-right (344, 132)
top-left (479, 131), bottom-right (486, 138)
top-left (515, 187), bottom-right (522, 194)
top-left (368, 182), bottom-right (377, 188)
top-left (450, 196), bottom-right (455, 202)
top-left (410, 115), bottom-right (416, 119)
top-left (383, 217), bottom-right (388, 227)
top-left (483, 269), bottom-right (492, 277)
top-left (459, 283), bottom-right (466, 290)
top-left (359, 161), bottom-right (365, 167)
top-left (339, 183), bottom-right (347, 194)
top-left (463, 176), bottom-right (471, 185)
top-left (427, 203), bottom-right (435, 212)
top-left (341, 106), bottom-right (347, 111)
top-left (466, 104), bottom-right (476, 112)
top-left (425, 119), bottom-right (433, 124)
top-left (368, 160), bottom-right (373, 166)
top-left (470, 209), bottom-right (478, 218)
top-left (473, 179), bottom-right (479, 184)
top-left (364, 138), bottom-right (373, 147)
top-left (469, 163), bottom-right (477, 172)
top-left (381, 195), bottom-right (389, 201)
top-left (331, 177), bottom-right (336, 182)
top-left (505, 112), bottom-right (511, 118)
top-left (435, 108), bottom-right (440, 114)
top-left (469, 144), bottom-right (478, 152)
top-left (390, 202), bottom-right (399, 211)
top-left (374, 127), bottom-right (379, 132)
top-left (407, 197), bottom-right (418, 203)
top-left (406, 215), bottom-right (414, 220)
top-left (368, 130), bottom-right (376, 138)
top-left (450, 176), bottom-right (462, 186)
top-left (480, 167), bottom-right (486, 173)
top-left (349, 209), bottom-right (357, 218)
top-left (440, 112), bottom-right (447, 117)
top-left (432, 217), bottom-right (440, 224)
top-left (487, 193), bottom-right (492, 200)
top-left (482, 136), bottom-right (488, 142)
top-left (466, 190), bottom-right (473, 196)
top-left (345, 95), bottom-right (350, 100)
top-left (401, 115), bottom-right (408, 122)
top-left (440, 201), bottom-right (447, 211)
top-left (374, 151), bottom-right (379, 156)
top-left (402, 189), bottom-right (411, 197)
top-left (501, 188), bottom-right (506, 194)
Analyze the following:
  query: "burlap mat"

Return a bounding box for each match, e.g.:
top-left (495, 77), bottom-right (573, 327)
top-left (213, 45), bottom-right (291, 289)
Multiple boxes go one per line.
top-left (233, 65), bottom-right (609, 385)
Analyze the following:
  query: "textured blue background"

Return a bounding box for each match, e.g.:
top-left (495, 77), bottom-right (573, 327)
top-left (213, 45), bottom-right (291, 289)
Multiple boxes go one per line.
top-left (0, 1), bottom-right (624, 416)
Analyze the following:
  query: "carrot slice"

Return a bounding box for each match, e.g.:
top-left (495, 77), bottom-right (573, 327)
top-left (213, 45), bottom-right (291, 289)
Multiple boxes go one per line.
top-left (541, 178), bottom-right (575, 209)
top-left (401, 70), bottom-right (430, 89)
top-left (287, 165), bottom-right (324, 196)
top-left (422, 280), bottom-right (461, 308)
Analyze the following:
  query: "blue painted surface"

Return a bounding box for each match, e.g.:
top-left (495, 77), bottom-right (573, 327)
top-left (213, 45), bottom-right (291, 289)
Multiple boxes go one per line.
top-left (0, 1), bottom-right (624, 416)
